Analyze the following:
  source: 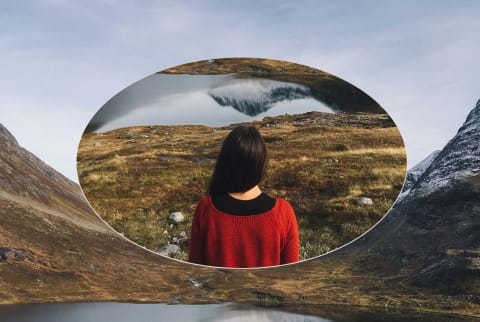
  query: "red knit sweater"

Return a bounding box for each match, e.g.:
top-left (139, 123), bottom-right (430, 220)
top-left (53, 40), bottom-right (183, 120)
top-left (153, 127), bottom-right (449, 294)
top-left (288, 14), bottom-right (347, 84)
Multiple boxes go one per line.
top-left (188, 196), bottom-right (299, 268)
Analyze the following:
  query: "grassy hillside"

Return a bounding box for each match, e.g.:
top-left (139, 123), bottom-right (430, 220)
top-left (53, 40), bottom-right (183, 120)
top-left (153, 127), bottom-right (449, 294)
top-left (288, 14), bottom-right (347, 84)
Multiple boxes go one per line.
top-left (77, 111), bottom-right (406, 262)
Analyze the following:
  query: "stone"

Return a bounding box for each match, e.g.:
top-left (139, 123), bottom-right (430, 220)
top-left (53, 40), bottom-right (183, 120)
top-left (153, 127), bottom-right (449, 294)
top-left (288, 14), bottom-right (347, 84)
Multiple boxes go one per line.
top-left (357, 197), bottom-right (373, 206)
top-left (169, 211), bottom-right (184, 223)
top-left (157, 244), bottom-right (180, 257)
top-left (169, 295), bottom-right (181, 304)
top-left (187, 277), bottom-right (203, 288)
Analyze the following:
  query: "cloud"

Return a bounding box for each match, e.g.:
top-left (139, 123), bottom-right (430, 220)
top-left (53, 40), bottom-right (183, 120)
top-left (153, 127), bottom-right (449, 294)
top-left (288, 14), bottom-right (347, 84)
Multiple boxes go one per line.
top-left (1, 0), bottom-right (479, 179)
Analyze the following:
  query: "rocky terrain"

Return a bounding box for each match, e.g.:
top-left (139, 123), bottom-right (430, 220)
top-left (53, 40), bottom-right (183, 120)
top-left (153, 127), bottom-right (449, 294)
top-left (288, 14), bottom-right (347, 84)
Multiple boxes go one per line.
top-left (0, 99), bottom-right (479, 318)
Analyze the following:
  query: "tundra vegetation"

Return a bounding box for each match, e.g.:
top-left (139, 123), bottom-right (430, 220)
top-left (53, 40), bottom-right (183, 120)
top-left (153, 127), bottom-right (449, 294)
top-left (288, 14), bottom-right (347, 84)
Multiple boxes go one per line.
top-left (77, 111), bottom-right (406, 262)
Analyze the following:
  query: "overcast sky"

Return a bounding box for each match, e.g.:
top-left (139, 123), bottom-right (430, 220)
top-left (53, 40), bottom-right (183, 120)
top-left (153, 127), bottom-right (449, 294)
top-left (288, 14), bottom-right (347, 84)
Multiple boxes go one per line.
top-left (1, 0), bottom-right (479, 182)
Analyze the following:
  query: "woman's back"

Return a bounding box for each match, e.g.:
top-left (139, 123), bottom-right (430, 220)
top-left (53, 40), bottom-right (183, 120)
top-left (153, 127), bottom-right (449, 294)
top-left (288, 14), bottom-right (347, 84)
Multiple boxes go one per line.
top-left (188, 194), bottom-right (299, 268)
top-left (188, 125), bottom-right (299, 268)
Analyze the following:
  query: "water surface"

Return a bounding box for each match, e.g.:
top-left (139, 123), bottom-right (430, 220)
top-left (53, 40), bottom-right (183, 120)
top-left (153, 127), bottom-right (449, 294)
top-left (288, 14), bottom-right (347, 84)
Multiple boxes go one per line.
top-left (89, 74), bottom-right (332, 132)
top-left (0, 302), bottom-right (475, 322)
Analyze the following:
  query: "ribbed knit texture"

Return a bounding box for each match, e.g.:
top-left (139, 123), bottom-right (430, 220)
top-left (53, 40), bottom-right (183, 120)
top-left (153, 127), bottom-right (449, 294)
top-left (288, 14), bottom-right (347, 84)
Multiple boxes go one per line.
top-left (188, 196), bottom-right (299, 268)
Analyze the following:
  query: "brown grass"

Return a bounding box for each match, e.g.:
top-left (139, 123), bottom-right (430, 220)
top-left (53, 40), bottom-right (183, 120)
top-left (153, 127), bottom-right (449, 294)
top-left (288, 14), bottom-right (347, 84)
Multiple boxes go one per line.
top-left (77, 112), bottom-right (406, 261)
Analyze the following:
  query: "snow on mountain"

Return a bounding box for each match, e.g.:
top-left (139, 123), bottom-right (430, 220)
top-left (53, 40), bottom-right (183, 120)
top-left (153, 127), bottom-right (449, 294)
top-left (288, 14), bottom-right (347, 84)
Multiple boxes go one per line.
top-left (406, 99), bottom-right (480, 199)
top-left (208, 78), bottom-right (313, 116)
top-left (396, 150), bottom-right (441, 202)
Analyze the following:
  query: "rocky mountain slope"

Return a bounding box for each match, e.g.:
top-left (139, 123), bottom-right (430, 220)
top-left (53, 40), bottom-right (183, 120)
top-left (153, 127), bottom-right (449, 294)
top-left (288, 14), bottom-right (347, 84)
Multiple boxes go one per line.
top-left (344, 99), bottom-right (480, 296)
top-left (397, 150), bottom-right (440, 201)
top-left (0, 123), bottom-right (216, 304)
top-left (1, 97), bottom-right (479, 317)
top-left (0, 125), bottom-right (103, 232)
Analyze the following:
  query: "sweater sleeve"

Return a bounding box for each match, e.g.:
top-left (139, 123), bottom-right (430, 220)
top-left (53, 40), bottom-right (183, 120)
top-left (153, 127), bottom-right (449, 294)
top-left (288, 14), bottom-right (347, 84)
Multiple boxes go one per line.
top-left (188, 198), bottom-right (206, 265)
top-left (280, 201), bottom-right (300, 264)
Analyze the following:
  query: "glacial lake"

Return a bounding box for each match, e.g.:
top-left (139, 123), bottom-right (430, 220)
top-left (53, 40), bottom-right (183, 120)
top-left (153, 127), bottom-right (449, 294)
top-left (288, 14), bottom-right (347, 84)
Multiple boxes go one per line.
top-left (0, 302), bottom-right (475, 322)
top-left (89, 73), bottom-right (332, 133)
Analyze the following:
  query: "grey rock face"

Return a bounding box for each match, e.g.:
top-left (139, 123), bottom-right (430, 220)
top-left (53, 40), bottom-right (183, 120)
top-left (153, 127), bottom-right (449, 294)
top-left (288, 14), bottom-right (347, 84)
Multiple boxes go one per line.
top-left (396, 150), bottom-right (441, 203)
top-left (409, 99), bottom-right (480, 199)
top-left (353, 100), bottom-right (480, 292)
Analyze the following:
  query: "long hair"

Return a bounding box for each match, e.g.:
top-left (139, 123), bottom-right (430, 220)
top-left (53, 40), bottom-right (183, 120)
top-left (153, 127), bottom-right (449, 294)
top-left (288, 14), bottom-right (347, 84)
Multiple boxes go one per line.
top-left (208, 125), bottom-right (267, 195)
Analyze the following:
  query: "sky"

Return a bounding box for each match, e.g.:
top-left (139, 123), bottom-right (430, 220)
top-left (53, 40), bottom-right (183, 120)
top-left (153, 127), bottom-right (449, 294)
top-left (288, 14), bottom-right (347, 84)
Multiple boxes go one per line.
top-left (1, 0), bottom-right (480, 182)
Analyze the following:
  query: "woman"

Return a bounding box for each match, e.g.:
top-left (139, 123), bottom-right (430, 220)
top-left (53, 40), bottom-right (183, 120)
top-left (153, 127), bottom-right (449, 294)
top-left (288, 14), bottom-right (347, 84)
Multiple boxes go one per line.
top-left (188, 125), bottom-right (299, 268)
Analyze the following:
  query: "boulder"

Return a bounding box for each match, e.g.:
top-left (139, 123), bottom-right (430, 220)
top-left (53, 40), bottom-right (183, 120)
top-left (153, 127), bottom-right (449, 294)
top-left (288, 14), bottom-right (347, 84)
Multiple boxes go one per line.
top-left (357, 197), bottom-right (373, 206)
top-left (169, 211), bottom-right (184, 223)
top-left (157, 244), bottom-right (180, 257)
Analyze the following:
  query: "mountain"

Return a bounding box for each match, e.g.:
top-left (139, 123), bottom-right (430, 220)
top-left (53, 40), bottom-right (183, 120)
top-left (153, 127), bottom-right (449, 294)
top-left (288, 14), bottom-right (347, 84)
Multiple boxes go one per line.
top-left (0, 123), bottom-right (213, 304)
top-left (346, 99), bottom-right (480, 294)
top-left (396, 150), bottom-right (441, 202)
top-left (0, 125), bottom-right (110, 231)
top-left (409, 100), bottom-right (480, 199)
top-left (208, 79), bottom-right (313, 116)
top-left (1, 97), bottom-right (479, 318)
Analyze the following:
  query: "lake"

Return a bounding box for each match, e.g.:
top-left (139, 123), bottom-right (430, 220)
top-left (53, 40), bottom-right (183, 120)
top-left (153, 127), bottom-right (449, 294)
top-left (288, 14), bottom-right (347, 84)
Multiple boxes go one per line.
top-left (89, 73), bottom-right (332, 133)
top-left (0, 302), bottom-right (475, 322)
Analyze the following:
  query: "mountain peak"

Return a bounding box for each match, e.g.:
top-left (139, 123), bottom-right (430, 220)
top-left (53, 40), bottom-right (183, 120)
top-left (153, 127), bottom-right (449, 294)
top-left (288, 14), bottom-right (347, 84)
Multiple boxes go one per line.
top-left (395, 150), bottom-right (441, 203)
top-left (462, 98), bottom-right (480, 132)
top-left (208, 79), bottom-right (313, 116)
top-left (406, 100), bottom-right (480, 199)
top-left (0, 123), bottom-right (19, 149)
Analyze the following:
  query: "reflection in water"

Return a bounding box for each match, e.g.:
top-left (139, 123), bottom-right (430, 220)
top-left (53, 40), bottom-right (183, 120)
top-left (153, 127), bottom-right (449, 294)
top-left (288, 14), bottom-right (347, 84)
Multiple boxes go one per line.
top-left (0, 303), bottom-right (329, 322)
top-left (0, 303), bottom-right (473, 322)
top-left (88, 74), bottom-right (331, 133)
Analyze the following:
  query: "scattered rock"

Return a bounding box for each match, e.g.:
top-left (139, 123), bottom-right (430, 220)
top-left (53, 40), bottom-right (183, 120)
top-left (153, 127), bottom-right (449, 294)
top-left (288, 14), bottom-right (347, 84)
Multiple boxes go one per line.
top-left (253, 291), bottom-right (284, 307)
top-left (169, 295), bottom-right (181, 304)
top-left (169, 212), bottom-right (184, 223)
top-left (325, 158), bottom-right (339, 163)
top-left (187, 277), bottom-right (203, 288)
top-left (191, 155), bottom-right (215, 164)
top-left (357, 197), bottom-right (373, 206)
top-left (157, 244), bottom-right (180, 257)
top-left (174, 231), bottom-right (189, 245)
top-left (0, 247), bottom-right (8, 261)
top-left (0, 247), bottom-right (49, 267)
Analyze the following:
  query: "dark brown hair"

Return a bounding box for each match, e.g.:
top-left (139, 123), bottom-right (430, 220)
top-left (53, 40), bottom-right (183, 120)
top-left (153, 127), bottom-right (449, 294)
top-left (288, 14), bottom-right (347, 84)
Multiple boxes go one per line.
top-left (208, 125), bottom-right (267, 195)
